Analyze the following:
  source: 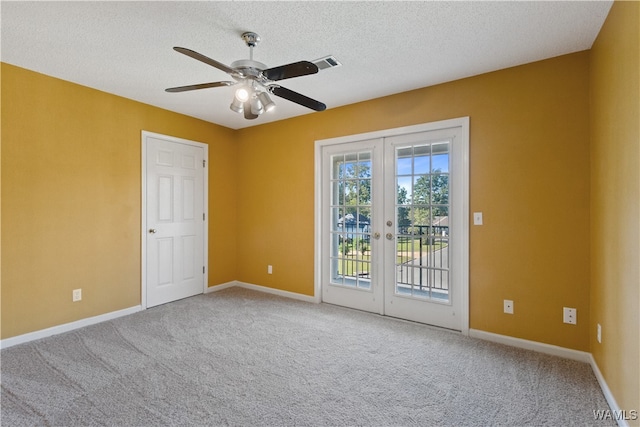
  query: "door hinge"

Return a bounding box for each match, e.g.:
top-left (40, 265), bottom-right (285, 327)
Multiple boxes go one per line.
top-left (203, 212), bottom-right (205, 221)
top-left (203, 159), bottom-right (206, 168)
top-left (203, 266), bottom-right (205, 274)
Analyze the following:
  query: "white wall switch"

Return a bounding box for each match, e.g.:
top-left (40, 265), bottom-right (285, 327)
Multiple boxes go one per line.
top-left (72, 289), bottom-right (82, 302)
top-left (267, 265), bottom-right (273, 274)
top-left (597, 323), bottom-right (602, 343)
top-left (504, 299), bottom-right (514, 314)
top-left (563, 307), bottom-right (577, 324)
top-left (473, 212), bottom-right (483, 225)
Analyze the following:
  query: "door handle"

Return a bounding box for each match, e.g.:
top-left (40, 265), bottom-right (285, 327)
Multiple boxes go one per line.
top-left (149, 228), bottom-right (157, 234)
top-left (373, 232), bottom-right (381, 240)
top-left (386, 233), bottom-right (394, 240)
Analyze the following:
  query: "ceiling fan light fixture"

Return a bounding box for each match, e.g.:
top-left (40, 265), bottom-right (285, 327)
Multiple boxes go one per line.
top-left (229, 97), bottom-right (244, 113)
top-left (250, 96), bottom-right (264, 115)
top-left (235, 86), bottom-right (250, 102)
top-left (258, 92), bottom-right (276, 112)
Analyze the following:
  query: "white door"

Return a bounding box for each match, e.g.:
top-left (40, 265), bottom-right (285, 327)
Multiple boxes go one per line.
top-left (318, 119), bottom-right (468, 331)
top-left (143, 132), bottom-right (207, 308)
top-left (383, 128), bottom-right (464, 329)
top-left (321, 138), bottom-right (384, 313)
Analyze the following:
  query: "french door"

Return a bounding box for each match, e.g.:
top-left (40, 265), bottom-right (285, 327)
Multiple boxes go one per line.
top-left (318, 119), bottom-right (468, 331)
top-left (321, 138), bottom-right (384, 314)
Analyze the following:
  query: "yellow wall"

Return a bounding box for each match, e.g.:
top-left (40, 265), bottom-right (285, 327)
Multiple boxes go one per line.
top-left (1, 63), bottom-right (238, 338)
top-left (2, 8), bottom-right (637, 413)
top-left (237, 51), bottom-right (592, 351)
top-left (590, 0), bottom-right (640, 417)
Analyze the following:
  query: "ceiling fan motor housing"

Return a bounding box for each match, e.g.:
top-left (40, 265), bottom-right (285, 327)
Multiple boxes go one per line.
top-left (241, 32), bottom-right (261, 47)
top-left (230, 59), bottom-right (268, 78)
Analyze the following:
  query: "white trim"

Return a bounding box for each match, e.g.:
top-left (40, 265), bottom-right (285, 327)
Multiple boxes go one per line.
top-left (469, 329), bottom-right (591, 362)
top-left (314, 117), bottom-right (470, 333)
top-left (205, 280), bottom-right (318, 304)
top-left (0, 306), bottom-right (142, 349)
top-left (589, 354), bottom-right (630, 427)
top-left (141, 131), bottom-right (209, 309)
top-left (0, 280), bottom-right (626, 423)
top-left (142, 133), bottom-right (148, 307)
top-left (235, 281), bottom-right (319, 304)
top-left (0, 282), bottom-right (313, 349)
top-left (459, 117), bottom-right (470, 336)
top-left (315, 117), bottom-right (469, 147)
top-left (204, 281), bottom-right (239, 293)
top-left (313, 136), bottom-right (323, 303)
top-left (469, 329), bottom-right (631, 425)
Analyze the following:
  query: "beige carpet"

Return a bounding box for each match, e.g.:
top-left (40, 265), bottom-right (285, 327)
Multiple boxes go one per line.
top-left (1, 287), bottom-right (613, 426)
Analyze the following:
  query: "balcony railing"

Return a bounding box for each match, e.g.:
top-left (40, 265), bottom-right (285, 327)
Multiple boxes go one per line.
top-left (333, 225), bottom-right (449, 297)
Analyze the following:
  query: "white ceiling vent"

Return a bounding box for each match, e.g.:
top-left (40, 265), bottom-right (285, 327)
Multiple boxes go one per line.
top-left (313, 56), bottom-right (342, 71)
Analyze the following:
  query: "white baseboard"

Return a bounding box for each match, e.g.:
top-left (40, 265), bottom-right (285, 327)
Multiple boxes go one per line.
top-left (206, 280), bottom-right (319, 303)
top-left (235, 281), bottom-right (319, 304)
top-left (470, 329), bottom-right (631, 425)
top-left (2, 282), bottom-right (315, 349)
top-left (0, 305), bottom-right (143, 350)
top-left (469, 329), bottom-right (591, 363)
top-left (2, 285), bottom-right (624, 425)
top-left (205, 280), bottom-right (238, 293)
top-left (588, 354), bottom-right (630, 427)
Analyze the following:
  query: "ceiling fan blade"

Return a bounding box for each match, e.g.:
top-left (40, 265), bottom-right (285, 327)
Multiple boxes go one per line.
top-left (173, 47), bottom-right (237, 76)
top-left (243, 101), bottom-right (259, 120)
top-left (263, 61), bottom-right (318, 81)
top-left (165, 81), bottom-right (234, 93)
top-left (270, 86), bottom-right (326, 111)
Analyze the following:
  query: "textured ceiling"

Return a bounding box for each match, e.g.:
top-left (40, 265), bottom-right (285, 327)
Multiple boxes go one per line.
top-left (2, 1), bottom-right (612, 130)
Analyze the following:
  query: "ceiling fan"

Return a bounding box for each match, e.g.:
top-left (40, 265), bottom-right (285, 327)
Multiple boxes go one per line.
top-left (166, 32), bottom-right (327, 120)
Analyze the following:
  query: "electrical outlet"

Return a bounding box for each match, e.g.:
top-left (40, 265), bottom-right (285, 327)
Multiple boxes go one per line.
top-left (503, 299), bottom-right (514, 314)
top-left (473, 212), bottom-right (483, 225)
top-left (563, 307), bottom-right (577, 324)
top-left (72, 289), bottom-right (82, 302)
top-left (597, 323), bottom-right (602, 343)
top-left (267, 265), bottom-right (273, 274)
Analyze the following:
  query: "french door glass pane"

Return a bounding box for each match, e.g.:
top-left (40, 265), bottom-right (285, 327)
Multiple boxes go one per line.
top-left (330, 151), bottom-right (372, 290)
top-left (395, 140), bottom-right (451, 301)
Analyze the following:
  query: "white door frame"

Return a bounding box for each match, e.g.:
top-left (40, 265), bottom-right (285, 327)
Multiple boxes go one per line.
top-left (314, 117), bottom-right (469, 334)
top-left (141, 130), bottom-right (209, 309)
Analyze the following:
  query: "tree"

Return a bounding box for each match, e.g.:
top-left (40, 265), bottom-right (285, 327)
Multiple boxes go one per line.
top-left (337, 160), bottom-right (371, 207)
top-left (411, 169), bottom-right (449, 231)
top-left (335, 160), bottom-right (372, 249)
top-left (397, 185), bottom-right (410, 228)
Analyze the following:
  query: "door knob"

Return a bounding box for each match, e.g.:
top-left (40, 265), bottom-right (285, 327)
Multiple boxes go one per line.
top-left (386, 220), bottom-right (393, 227)
top-left (386, 233), bottom-right (394, 240)
top-left (373, 232), bottom-right (381, 240)
top-left (149, 229), bottom-right (157, 234)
